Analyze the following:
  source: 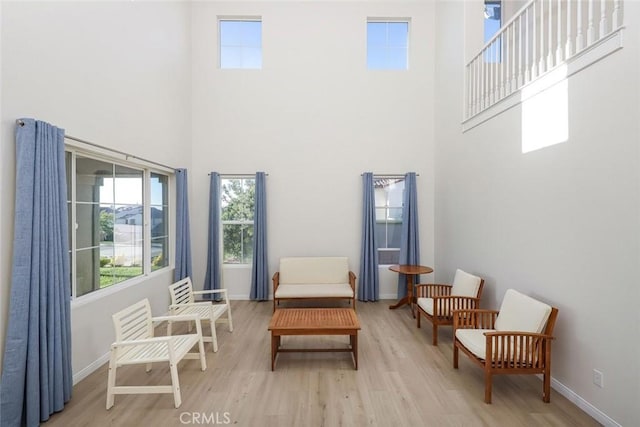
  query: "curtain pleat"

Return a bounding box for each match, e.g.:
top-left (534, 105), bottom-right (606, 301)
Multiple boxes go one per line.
top-left (174, 168), bottom-right (192, 281)
top-left (204, 172), bottom-right (222, 300)
top-left (397, 172), bottom-right (420, 298)
top-left (250, 172), bottom-right (269, 300)
top-left (0, 118), bottom-right (72, 426)
top-left (358, 172), bottom-right (379, 301)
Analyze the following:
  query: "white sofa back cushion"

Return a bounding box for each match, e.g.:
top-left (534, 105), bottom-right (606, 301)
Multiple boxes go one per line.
top-left (494, 289), bottom-right (552, 333)
top-left (279, 257), bottom-right (349, 284)
top-left (450, 269), bottom-right (482, 297)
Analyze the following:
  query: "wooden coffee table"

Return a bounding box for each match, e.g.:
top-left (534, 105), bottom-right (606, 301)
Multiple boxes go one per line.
top-left (268, 308), bottom-right (361, 371)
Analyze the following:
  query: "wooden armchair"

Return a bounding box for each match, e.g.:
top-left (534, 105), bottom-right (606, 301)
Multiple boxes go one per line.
top-left (415, 269), bottom-right (484, 345)
top-left (452, 289), bottom-right (559, 403)
top-left (106, 298), bottom-right (206, 409)
top-left (168, 277), bottom-right (233, 352)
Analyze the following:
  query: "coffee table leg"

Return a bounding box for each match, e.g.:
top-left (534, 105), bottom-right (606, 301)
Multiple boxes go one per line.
top-left (271, 334), bottom-right (277, 371)
top-left (351, 333), bottom-right (358, 370)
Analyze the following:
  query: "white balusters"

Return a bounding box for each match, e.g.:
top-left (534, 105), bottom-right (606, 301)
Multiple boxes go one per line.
top-left (600, 0), bottom-right (608, 37)
top-left (588, 0), bottom-right (595, 45)
top-left (576, 0), bottom-right (584, 50)
top-left (566, 0), bottom-right (573, 58)
top-left (464, 0), bottom-right (624, 121)
top-left (613, 0), bottom-right (621, 29)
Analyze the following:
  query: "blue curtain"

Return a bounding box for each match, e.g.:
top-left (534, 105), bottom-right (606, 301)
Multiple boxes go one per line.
top-left (174, 168), bottom-right (192, 281)
top-left (250, 172), bottom-right (269, 300)
top-left (204, 172), bottom-right (222, 301)
top-left (358, 173), bottom-right (379, 301)
top-left (397, 172), bottom-right (420, 298)
top-left (0, 119), bottom-right (72, 426)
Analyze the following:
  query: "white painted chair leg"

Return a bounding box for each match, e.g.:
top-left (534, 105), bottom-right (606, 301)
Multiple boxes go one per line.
top-left (169, 361), bottom-right (182, 408)
top-left (227, 305), bottom-right (233, 332)
top-left (106, 349), bottom-right (118, 410)
top-left (211, 318), bottom-right (219, 352)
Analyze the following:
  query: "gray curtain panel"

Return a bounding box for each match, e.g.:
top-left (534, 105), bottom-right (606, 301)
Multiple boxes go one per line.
top-left (204, 172), bottom-right (222, 300)
top-left (358, 172), bottom-right (379, 301)
top-left (0, 118), bottom-right (72, 426)
top-left (397, 172), bottom-right (421, 298)
top-left (250, 172), bottom-right (269, 300)
top-left (174, 168), bottom-right (193, 281)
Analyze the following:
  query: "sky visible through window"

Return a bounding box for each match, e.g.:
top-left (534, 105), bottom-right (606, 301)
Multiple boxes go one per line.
top-left (220, 20), bottom-right (262, 69)
top-left (367, 21), bottom-right (409, 70)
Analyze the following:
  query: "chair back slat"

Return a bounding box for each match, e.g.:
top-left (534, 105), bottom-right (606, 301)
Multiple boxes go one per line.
top-left (169, 278), bottom-right (196, 306)
top-left (113, 299), bottom-right (153, 343)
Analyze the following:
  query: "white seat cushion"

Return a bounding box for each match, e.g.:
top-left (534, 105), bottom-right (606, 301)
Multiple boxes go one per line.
top-left (455, 329), bottom-right (495, 359)
top-left (494, 289), bottom-right (552, 333)
top-left (417, 297), bottom-right (435, 315)
top-left (274, 283), bottom-right (353, 298)
top-left (450, 269), bottom-right (482, 297)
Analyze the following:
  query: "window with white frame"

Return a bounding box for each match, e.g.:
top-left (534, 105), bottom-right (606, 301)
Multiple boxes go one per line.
top-left (65, 150), bottom-right (170, 298)
top-left (374, 176), bottom-right (405, 265)
top-left (221, 177), bottom-right (255, 264)
top-left (219, 18), bottom-right (262, 69)
top-left (367, 19), bottom-right (410, 70)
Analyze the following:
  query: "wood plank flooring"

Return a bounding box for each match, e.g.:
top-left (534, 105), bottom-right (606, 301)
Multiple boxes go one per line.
top-left (44, 301), bottom-right (600, 427)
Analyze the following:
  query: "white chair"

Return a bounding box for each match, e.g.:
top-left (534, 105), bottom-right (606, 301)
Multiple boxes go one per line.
top-left (168, 277), bottom-right (233, 352)
top-left (106, 298), bottom-right (207, 409)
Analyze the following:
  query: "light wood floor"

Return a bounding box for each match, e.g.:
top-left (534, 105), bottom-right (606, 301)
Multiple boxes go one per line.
top-left (45, 300), bottom-right (600, 427)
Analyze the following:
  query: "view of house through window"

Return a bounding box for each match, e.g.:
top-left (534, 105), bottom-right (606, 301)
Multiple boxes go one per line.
top-left (367, 20), bottom-right (409, 70)
top-left (484, 0), bottom-right (502, 61)
top-left (374, 176), bottom-right (405, 265)
top-left (219, 18), bottom-right (262, 69)
top-left (221, 177), bottom-right (255, 264)
top-left (66, 151), bottom-right (169, 298)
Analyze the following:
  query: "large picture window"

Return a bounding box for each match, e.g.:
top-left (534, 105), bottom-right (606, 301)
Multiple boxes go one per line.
top-left (66, 150), bottom-right (170, 298)
top-left (374, 176), bottom-right (405, 265)
top-left (221, 177), bottom-right (255, 264)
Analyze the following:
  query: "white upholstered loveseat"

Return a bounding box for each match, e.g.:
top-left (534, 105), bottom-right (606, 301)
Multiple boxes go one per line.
top-left (272, 257), bottom-right (356, 311)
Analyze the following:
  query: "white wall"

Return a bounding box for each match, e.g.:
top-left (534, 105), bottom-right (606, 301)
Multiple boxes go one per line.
top-left (0, 1), bottom-right (192, 377)
top-left (189, 1), bottom-right (436, 299)
top-left (435, 1), bottom-right (640, 426)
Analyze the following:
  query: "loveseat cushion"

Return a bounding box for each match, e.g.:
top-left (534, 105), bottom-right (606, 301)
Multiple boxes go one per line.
top-left (450, 269), bottom-right (482, 298)
top-left (494, 289), bottom-right (552, 333)
top-left (279, 257), bottom-right (349, 284)
top-left (274, 284), bottom-right (354, 299)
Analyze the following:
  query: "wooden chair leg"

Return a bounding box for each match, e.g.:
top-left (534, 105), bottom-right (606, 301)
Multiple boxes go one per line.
top-left (453, 345), bottom-right (459, 368)
top-left (484, 369), bottom-right (493, 404)
top-left (417, 311), bottom-right (421, 328)
top-left (432, 323), bottom-right (438, 346)
top-left (543, 369), bottom-right (551, 403)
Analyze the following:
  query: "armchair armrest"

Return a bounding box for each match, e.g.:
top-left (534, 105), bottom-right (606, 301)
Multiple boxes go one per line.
top-left (415, 284), bottom-right (453, 298)
top-left (153, 313), bottom-right (201, 323)
top-left (349, 271), bottom-right (356, 292)
top-left (192, 289), bottom-right (228, 296)
top-left (452, 309), bottom-right (498, 330)
top-left (272, 272), bottom-right (280, 292)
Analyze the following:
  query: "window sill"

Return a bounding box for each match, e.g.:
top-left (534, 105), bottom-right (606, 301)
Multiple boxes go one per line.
top-left (70, 266), bottom-right (172, 309)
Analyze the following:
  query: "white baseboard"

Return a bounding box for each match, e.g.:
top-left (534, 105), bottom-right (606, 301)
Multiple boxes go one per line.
top-left (550, 377), bottom-right (620, 427)
top-left (73, 351), bottom-right (110, 385)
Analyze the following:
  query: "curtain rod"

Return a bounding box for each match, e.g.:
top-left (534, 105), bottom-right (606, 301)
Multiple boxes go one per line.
top-left (16, 119), bottom-right (177, 171)
top-left (208, 173), bottom-right (269, 176)
top-left (362, 173), bottom-right (420, 177)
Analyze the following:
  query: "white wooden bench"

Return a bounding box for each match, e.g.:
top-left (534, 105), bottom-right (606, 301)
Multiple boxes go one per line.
top-left (106, 298), bottom-right (207, 409)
